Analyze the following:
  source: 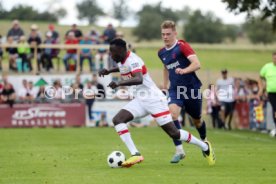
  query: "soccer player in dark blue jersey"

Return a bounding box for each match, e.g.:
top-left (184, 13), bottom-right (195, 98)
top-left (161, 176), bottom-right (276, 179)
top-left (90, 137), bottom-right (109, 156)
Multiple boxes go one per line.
top-left (158, 20), bottom-right (211, 163)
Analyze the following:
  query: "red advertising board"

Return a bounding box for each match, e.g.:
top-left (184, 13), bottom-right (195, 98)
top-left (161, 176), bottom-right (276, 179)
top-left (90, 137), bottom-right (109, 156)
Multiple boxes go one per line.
top-left (0, 103), bottom-right (85, 128)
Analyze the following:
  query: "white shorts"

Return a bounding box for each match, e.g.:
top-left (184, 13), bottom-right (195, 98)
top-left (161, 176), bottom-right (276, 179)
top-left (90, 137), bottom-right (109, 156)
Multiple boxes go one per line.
top-left (122, 96), bottom-right (173, 126)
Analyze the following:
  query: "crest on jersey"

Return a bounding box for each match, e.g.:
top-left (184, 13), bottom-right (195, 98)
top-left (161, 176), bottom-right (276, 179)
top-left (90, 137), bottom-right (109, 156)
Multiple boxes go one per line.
top-left (172, 53), bottom-right (176, 59)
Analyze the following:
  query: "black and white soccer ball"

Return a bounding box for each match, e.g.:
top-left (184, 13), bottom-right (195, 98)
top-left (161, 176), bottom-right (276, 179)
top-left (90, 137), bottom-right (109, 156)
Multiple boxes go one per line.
top-left (107, 151), bottom-right (126, 168)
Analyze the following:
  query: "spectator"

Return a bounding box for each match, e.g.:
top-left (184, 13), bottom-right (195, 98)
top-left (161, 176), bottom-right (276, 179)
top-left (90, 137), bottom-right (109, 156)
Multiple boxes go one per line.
top-left (247, 79), bottom-right (263, 130)
top-left (68, 83), bottom-right (82, 102)
top-left (6, 20), bottom-right (24, 43)
top-left (206, 84), bottom-right (224, 129)
top-left (18, 79), bottom-right (29, 102)
top-left (63, 32), bottom-right (78, 71)
top-left (17, 36), bottom-right (31, 72)
top-left (1, 83), bottom-right (16, 107)
top-left (0, 34), bottom-right (3, 71)
top-left (102, 23), bottom-right (116, 44)
top-left (65, 24), bottom-right (83, 41)
top-left (95, 48), bottom-right (110, 70)
top-left (92, 73), bottom-right (105, 99)
top-left (84, 80), bottom-right (97, 122)
top-left (79, 34), bottom-right (93, 72)
top-left (75, 74), bottom-right (84, 90)
top-left (6, 36), bottom-right (18, 72)
top-left (18, 80), bottom-right (37, 103)
top-left (27, 81), bottom-right (37, 102)
top-left (90, 28), bottom-right (100, 44)
top-left (216, 69), bottom-right (235, 130)
top-left (41, 32), bottom-right (55, 71)
top-left (233, 78), bottom-right (249, 129)
top-left (36, 86), bottom-right (47, 103)
top-left (28, 24), bottom-right (42, 72)
top-left (52, 80), bottom-right (63, 100)
top-left (48, 24), bottom-right (59, 42)
top-left (259, 51), bottom-right (276, 135)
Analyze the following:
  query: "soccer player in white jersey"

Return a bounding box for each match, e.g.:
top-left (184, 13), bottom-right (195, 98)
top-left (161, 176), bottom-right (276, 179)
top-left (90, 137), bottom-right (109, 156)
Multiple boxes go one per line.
top-left (98, 38), bottom-right (215, 167)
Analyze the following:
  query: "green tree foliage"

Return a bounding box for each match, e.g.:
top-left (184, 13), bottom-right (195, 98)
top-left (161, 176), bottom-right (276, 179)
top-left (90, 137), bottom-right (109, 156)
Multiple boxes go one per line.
top-left (223, 24), bottom-right (241, 42)
top-left (0, 4), bottom-right (58, 21)
top-left (184, 10), bottom-right (225, 43)
top-left (76, 0), bottom-right (104, 24)
top-left (244, 17), bottom-right (275, 44)
top-left (222, 0), bottom-right (276, 31)
top-left (112, 0), bottom-right (129, 24)
top-left (175, 6), bottom-right (191, 25)
top-left (133, 2), bottom-right (179, 41)
top-left (53, 8), bottom-right (67, 19)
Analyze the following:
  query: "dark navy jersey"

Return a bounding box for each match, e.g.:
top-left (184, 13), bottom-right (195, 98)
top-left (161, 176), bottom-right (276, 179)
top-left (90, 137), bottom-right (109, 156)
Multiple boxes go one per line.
top-left (158, 40), bottom-right (202, 90)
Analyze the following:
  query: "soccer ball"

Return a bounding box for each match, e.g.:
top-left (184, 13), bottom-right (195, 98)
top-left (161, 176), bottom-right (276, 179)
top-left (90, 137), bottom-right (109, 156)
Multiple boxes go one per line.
top-left (107, 151), bottom-right (126, 168)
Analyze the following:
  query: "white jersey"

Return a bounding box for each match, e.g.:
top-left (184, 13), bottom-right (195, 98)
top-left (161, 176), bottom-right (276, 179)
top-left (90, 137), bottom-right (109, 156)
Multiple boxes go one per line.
top-left (216, 77), bottom-right (235, 102)
top-left (117, 51), bottom-right (173, 126)
top-left (117, 51), bottom-right (163, 98)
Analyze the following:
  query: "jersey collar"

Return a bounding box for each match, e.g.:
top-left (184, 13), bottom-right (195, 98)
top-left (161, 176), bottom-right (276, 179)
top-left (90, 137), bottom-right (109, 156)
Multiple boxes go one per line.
top-left (165, 40), bottom-right (178, 51)
top-left (121, 51), bottom-right (131, 64)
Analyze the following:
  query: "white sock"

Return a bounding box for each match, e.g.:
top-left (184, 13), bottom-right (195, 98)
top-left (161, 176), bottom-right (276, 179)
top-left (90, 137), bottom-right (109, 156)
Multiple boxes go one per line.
top-left (179, 129), bottom-right (208, 151)
top-left (175, 145), bottom-right (185, 155)
top-left (115, 123), bottom-right (139, 155)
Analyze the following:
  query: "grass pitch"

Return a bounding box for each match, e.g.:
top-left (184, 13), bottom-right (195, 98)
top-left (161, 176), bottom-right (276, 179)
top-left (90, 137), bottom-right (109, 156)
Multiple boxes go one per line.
top-left (0, 127), bottom-right (275, 184)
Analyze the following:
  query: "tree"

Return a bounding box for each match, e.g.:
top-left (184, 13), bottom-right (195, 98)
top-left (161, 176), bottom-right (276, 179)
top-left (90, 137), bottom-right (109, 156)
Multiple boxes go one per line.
top-left (184, 10), bottom-right (225, 43)
top-left (223, 24), bottom-right (240, 42)
top-left (175, 6), bottom-right (191, 25)
top-left (244, 17), bottom-right (275, 44)
top-left (222, 0), bottom-right (276, 31)
top-left (0, 0), bottom-right (6, 18)
top-left (133, 2), bottom-right (178, 41)
top-left (0, 4), bottom-right (57, 21)
top-left (133, 12), bottom-right (163, 41)
top-left (53, 8), bottom-right (67, 19)
top-left (76, 0), bottom-right (104, 24)
top-left (112, 0), bottom-right (129, 24)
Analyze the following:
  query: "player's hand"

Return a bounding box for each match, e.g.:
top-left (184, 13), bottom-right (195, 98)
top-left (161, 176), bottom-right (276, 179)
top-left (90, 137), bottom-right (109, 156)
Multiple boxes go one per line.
top-left (108, 81), bottom-right (119, 89)
top-left (175, 68), bottom-right (186, 75)
top-left (98, 68), bottom-right (109, 77)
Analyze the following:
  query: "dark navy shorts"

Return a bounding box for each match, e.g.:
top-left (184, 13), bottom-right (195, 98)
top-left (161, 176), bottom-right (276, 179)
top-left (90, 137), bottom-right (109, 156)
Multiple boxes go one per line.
top-left (168, 89), bottom-right (202, 119)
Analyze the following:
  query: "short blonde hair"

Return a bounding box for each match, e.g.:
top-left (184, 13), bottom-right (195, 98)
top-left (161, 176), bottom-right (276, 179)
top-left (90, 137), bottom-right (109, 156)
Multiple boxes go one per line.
top-left (161, 20), bottom-right (176, 31)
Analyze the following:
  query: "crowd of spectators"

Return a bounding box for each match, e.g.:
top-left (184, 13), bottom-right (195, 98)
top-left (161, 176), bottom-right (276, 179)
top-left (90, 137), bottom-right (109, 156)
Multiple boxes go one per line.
top-left (205, 69), bottom-right (268, 131)
top-left (0, 20), bottom-right (119, 73)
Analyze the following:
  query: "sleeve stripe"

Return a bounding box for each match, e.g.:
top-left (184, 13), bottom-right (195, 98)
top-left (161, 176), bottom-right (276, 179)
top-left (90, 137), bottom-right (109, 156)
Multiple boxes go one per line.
top-left (131, 69), bottom-right (142, 74)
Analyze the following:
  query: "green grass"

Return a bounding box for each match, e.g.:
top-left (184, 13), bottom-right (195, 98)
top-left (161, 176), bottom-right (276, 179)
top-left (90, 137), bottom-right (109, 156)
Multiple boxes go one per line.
top-left (0, 127), bottom-right (275, 184)
top-left (137, 47), bottom-right (272, 72)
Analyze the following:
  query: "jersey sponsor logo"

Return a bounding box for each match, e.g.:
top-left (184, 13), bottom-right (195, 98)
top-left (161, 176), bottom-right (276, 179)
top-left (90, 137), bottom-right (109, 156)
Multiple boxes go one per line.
top-left (166, 61), bottom-right (180, 70)
top-left (131, 62), bottom-right (140, 68)
top-left (172, 53), bottom-right (176, 59)
top-left (119, 66), bottom-right (130, 73)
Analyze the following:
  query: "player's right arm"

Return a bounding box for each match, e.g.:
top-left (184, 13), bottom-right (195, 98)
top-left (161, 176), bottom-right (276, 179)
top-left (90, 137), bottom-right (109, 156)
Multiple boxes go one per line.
top-left (98, 67), bottom-right (119, 77)
top-left (163, 65), bottom-right (169, 89)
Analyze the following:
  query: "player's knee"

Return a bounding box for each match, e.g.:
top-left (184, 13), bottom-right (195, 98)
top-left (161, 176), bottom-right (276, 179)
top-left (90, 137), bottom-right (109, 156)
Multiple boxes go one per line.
top-left (193, 118), bottom-right (201, 127)
top-left (171, 112), bottom-right (179, 120)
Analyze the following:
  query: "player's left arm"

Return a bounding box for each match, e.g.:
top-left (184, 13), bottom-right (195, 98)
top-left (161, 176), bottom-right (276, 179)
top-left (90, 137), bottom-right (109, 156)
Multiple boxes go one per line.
top-left (175, 41), bottom-right (201, 75)
top-left (108, 72), bottom-right (143, 89)
top-left (175, 55), bottom-right (201, 75)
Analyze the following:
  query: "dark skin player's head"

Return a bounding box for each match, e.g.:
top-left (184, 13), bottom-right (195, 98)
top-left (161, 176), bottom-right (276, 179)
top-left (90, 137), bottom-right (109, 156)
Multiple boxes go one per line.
top-left (109, 38), bottom-right (127, 63)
